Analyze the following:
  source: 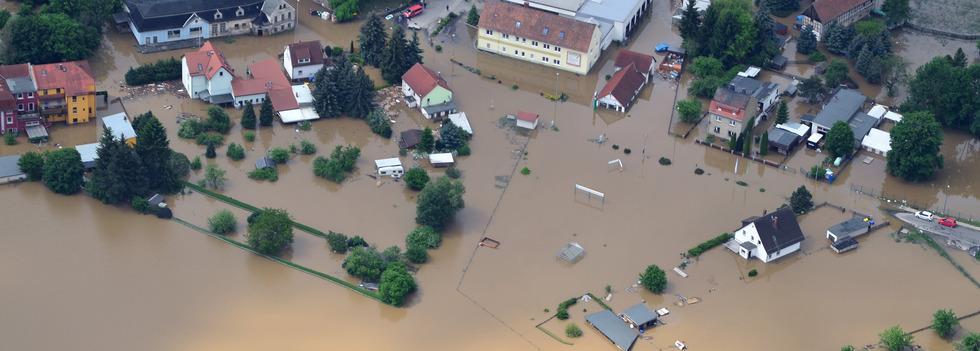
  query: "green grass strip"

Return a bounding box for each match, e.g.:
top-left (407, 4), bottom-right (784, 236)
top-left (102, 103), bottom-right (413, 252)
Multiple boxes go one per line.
top-left (587, 293), bottom-right (613, 311)
top-left (172, 216), bottom-right (385, 303)
top-left (908, 230), bottom-right (980, 289)
top-left (183, 181), bottom-right (327, 239)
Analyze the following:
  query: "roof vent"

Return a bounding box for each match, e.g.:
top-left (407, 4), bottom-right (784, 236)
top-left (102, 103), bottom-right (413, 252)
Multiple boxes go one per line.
top-left (515, 20), bottom-right (521, 28)
top-left (542, 27), bottom-right (549, 35)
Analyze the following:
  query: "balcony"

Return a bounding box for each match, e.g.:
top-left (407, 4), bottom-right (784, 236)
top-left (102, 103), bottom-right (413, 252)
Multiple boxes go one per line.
top-left (40, 106), bottom-right (66, 115)
top-left (39, 92), bottom-right (65, 100)
top-left (17, 112), bottom-right (41, 121)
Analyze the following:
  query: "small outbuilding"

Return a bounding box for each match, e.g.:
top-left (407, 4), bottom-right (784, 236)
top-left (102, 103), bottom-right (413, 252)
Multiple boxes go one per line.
top-left (769, 55), bottom-right (788, 70)
top-left (255, 157), bottom-right (275, 170)
top-left (399, 129), bottom-right (423, 149)
top-left (0, 155), bottom-right (26, 184)
top-left (75, 142), bottom-right (100, 170)
top-left (515, 111), bottom-right (540, 130)
top-left (428, 153), bottom-right (454, 167)
top-left (102, 112), bottom-right (138, 146)
top-left (447, 112), bottom-right (473, 135)
top-left (620, 303), bottom-right (658, 330)
top-left (586, 310), bottom-right (639, 351)
top-left (147, 194), bottom-right (166, 208)
top-left (861, 128), bottom-right (891, 156)
top-left (826, 217), bottom-right (872, 242)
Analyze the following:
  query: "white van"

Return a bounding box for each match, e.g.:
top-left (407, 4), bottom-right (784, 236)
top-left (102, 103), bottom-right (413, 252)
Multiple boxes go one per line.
top-left (375, 158), bottom-right (404, 177)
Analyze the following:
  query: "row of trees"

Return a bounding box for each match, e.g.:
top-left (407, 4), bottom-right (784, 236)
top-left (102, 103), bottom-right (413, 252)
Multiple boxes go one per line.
top-left (240, 99), bottom-right (275, 129)
top-left (678, 0), bottom-right (777, 69)
top-left (1, 0), bottom-right (118, 64)
top-left (124, 57), bottom-right (181, 86)
top-left (313, 55), bottom-right (376, 119)
top-left (359, 15), bottom-right (423, 83)
top-left (903, 57), bottom-right (980, 136)
top-left (822, 20), bottom-right (905, 90)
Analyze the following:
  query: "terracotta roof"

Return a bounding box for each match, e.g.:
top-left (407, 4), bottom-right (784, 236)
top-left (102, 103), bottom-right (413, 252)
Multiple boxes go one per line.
top-left (401, 63), bottom-right (449, 97)
top-left (232, 58), bottom-right (297, 112)
top-left (709, 88), bottom-right (751, 122)
top-left (31, 61), bottom-right (95, 96)
top-left (287, 40), bottom-right (325, 67)
top-left (516, 111), bottom-right (539, 122)
top-left (479, 0), bottom-right (597, 53)
top-left (614, 50), bottom-right (655, 73)
top-left (0, 64), bottom-right (31, 80)
top-left (810, 0), bottom-right (867, 22)
top-left (597, 63), bottom-right (645, 107)
top-left (185, 41), bottom-right (233, 79)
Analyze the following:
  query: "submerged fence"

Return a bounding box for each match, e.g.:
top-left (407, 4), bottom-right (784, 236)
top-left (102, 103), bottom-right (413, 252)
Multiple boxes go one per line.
top-left (849, 184), bottom-right (978, 222)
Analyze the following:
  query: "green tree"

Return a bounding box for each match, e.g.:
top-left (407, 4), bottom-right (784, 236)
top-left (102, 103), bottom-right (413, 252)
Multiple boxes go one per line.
top-left (208, 210), bottom-right (237, 234)
top-left (679, 0), bottom-right (702, 47)
top-left (880, 326), bottom-right (913, 351)
top-left (0, 10), bottom-right (10, 29)
top-left (951, 48), bottom-right (968, 68)
top-left (246, 208), bottom-right (293, 255)
top-left (825, 121), bottom-right (855, 158)
top-left (87, 128), bottom-right (133, 204)
top-left (882, 0), bottom-right (910, 26)
top-left (379, 262), bottom-right (416, 306)
top-left (331, 0), bottom-right (358, 22)
top-left (749, 5), bottom-right (778, 65)
top-left (241, 101), bottom-right (256, 130)
top-left (226, 143), bottom-right (245, 161)
top-left (775, 100), bottom-right (789, 124)
top-left (169, 151), bottom-right (190, 179)
top-left (824, 60), bottom-right (850, 87)
top-left (408, 32), bottom-right (423, 66)
top-left (344, 246), bottom-right (386, 281)
top-left (799, 76), bottom-right (825, 103)
top-left (325, 231), bottom-right (349, 253)
top-left (790, 186), bottom-right (813, 214)
top-left (313, 58), bottom-right (343, 118)
top-left (742, 130), bottom-right (753, 155)
top-left (381, 246), bottom-right (402, 265)
top-left (677, 99), bottom-right (703, 123)
top-left (268, 148), bottom-right (290, 164)
top-left (416, 176), bottom-right (465, 232)
top-left (933, 309), bottom-right (959, 338)
top-left (42, 148), bottom-right (84, 195)
top-left (259, 98), bottom-right (274, 127)
top-left (639, 264), bottom-right (667, 294)
top-left (466, 5), bottom-right (480, 26)
top-left (1, 13), bottom-right (100, 64)
top-left (299, 140), bottom-right (316, 155)
top-left (797, 25), bottom-right (817, 54)
top-left (358, 14), bottom-right (387, 67)
top-left (405, 244), bottom-right (428, 264)
top-left (418, 127), bottom-right (435, 153)
top-left (45, 0), bottom-right (120, 30)
top-left (406, 226), bottom-right (441, 249)
top-left (888, 111), bottom-right (944, 181)
top-left (565, 323), bottom-right (583, 338)
top-left (696, 0), bottom-right (756, 67)
top-left (206, 106), bottom-right (232, 134)
top-left (759, 131), bottom-right (769, 155)
top-left (135, 112), bottom-right (180, 193)
top-left (439, 122), bottom-right (470, 151)
top-left (17, 151), bottom-right (45, 181)
top-left (313, 145), bottom-right (360, 182)
top-left (404, 167), bottom-right (430, 191)
top-left (205, 144), bottom-right (217, 159)
top-left (347, 66), bottom-right (376, 118)
top-left (957, 332), bottom-right (980, 351)
top-left (690, 56), bottom-right (725, 78)
top-left (841, 345), bottom-right (855, 351)
top-left (380, 25), bottom-right (411, 84)
top-left (823, 23), bottom-right (853, 55)
top-left (903, 58), bottom-right (979, 132)
top-left (856, 46), bottom-right (886, 84)
top-left (367, 109), bottom-right (392, 138)
top-left (203, 164), bottom-right (226, 190)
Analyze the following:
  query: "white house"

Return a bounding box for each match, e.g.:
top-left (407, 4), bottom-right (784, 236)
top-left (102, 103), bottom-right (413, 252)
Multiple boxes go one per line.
top-left (732, 207), bottom-right (805, 263)
top-left (596, 63), bottom-right (646, 112)
top-left (401, 63), bottom-right (456, 120)
top-left (283, 40), bottom-right (326, 81)
top-left (515, 111), bottom-right (540, 130)
top-left (182, 41), bottom-right (235, 104)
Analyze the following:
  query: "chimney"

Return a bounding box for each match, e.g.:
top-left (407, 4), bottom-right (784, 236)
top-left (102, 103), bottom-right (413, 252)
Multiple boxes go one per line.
top-left (772, 216), bottom-right (779, 229)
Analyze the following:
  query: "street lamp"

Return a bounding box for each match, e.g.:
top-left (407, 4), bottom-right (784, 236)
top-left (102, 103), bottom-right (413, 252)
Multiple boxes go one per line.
top-left (943, 184), bottom-right (950, 215)
top-left (553, 72), bottom-right (559, 125)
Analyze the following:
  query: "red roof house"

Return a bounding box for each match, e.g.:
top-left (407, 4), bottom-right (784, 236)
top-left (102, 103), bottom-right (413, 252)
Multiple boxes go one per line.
top-left (614, 50), bottom-right (656, 79)
top-left (596, 63), bottom-right (647, 112)
top-left (515, 111), bottom-right (539, 130)
top-left (232, 58), bottom-right (297, 112)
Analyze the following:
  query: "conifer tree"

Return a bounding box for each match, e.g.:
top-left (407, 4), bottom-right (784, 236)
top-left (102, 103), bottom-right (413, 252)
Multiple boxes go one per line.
top-left (241, 101), bottom-right (256, 130)
top-left (259, 98), bottom-right (274, 127)
top-left (358, 14), bottom-right (387, 67)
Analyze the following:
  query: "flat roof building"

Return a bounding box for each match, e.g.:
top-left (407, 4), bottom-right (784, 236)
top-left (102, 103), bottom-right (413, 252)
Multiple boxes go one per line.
top-left (586, 310), bottom-right (639, 351)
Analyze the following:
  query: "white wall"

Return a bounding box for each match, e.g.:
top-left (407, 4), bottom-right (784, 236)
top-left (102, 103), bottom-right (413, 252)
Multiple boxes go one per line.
top-left (207, 68), bottom-right (234, 97)
top-left (283, 48), bottom-right (294, 79)
top-left (759, 242), bottom-right (801, 262)
top-left (233, 93), bottom-right (266, 108)
top-left (291, 63), bottom-right (323, 81)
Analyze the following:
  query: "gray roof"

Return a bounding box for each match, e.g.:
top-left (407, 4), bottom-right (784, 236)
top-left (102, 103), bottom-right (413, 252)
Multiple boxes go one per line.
top-left (586, 310), bottom-right (639, 351)
top-left (801, 114), bottom-right (816, 123)
top-left (740, 241), bottom-right (758, 250)
top-left (5, 76), bottom-right (36, 94)
top-left (255, 157), bottom-right (274, 169)
top-left (422, 101), bottom-right (458, 115)
top-left (124, 0), bottom-right (266, 32)
top-left (0, 155), bottom-right (24, 178)
top-left (729, 76), bottom-right (778, 102)
top-left (848, 113), bottom-right (877, 142)
top-left (621, 303), bottom-right (658, 326)
top-left (713, 88), bottom-right (752, 109)
top-left (768, 128), bottom-right (799, 148)
top-left (578, 0), bottom-right (643, 23)
top-left (148, 194), bottom-right (165, 206)
top-left (505, 0), bottom-right (586, 12)
top-left (828, 217), bottom-right (869, 237)
top-left (812, 89), bottom-right (866, 129)
top-left (746, 207), bottom-right (805, 253)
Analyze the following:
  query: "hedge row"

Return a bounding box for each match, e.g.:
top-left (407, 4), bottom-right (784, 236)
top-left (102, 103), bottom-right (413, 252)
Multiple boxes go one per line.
top-left (687, 233), bottom-right (734, 257)
top-left (125, 57), bottom-right (181, 86)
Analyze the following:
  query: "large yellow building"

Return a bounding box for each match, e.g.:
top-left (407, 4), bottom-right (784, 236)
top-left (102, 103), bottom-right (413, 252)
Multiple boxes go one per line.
top-left (477, 0), bottom-right (602, 75)
top-left (32, 61), bottom-right (97, 125)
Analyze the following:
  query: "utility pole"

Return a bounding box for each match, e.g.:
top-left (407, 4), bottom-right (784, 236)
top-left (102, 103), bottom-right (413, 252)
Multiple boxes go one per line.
top-left (943, 184), bottom-right (950, 215)
top-left (552, 72), bottom-right (559, 126)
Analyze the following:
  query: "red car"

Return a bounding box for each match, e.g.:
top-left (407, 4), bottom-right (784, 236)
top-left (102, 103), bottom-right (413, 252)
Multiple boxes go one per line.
top-left (403, 4), bottom-right (423, 19)
top-left (939, 217), bottom-right (957, 228)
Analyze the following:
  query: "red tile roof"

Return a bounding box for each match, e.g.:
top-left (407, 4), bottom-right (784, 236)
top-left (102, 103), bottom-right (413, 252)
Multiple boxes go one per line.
top-left (516, 111), bottom-right (539, 122)
top-left (710, 88), bottom-right (752, 122)
top-left (31, 61), bottom-right (95, 96)
top-left (402, 63), bottom-right (449, 98)
top-left (810, 0), bottom-right (867, 22)
top-left (232, 58), bottom-right (297, 112)
top-left (287, 40), bottom-right (325, 67)
top-left (185, 41), bottom-right (233, 79)
top-left (614, 50), bottom-right (655, 74)
top-left (0, 64), bottom-right (31, 80)
top-left (597, 63), bottom-right (646, 107)
top-left (709, 99), bottom-right (747, 122)
top-left (479, 0), bottom-right (597, 53)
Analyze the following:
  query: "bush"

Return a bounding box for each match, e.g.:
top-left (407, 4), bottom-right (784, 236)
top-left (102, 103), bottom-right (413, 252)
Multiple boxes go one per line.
top-left (659, 157), bottom-right (672, 165)
top-left (4, 132), bottom-right (17, 145)
top-left (677, 99), bottom-right (703, 123)
top-left (190, 157), bottom-right (202, 170)
top-left (555, 309), bottom-right (570, 320)
top-left (687, 233), bottom-right (734, 257)
top-left (269, 148), bottom-right (290, 164)
top-left (933, 309), bottom-right (958, 338)
top-left (694, 168), bottom-right (705, 175)
top-left (178, 119), bottom-right (203, 139)
top-left (404, 167), bottom-right (430, 191)
top-left (206, 106), bottom-right (232, 134)
top-left (18, 151), bottom-right (45, 181)
top-left (565, 324), bottom-right (583, 338)
top-left (416, 177), bottom-right (466, 232)
top-left (125, 57), bottom-right (181, 86)
top-left (379, 262), bottom-right (416, 306)
top-left (347, 235), bottom-right (368, 248)
top-left (406, 226), bottom-right (441, 249)
top-left (243, 131), bottom-right (256, 142)
top-left (434, 45), bottom-right (442, 52)
top-left (131, 196), bottom-right (151, 214)
top-left (405, 244), bottom-right (428, 264)
top-left (624, 148), bottom-right (632, 154)
top-left (226, 143), bottom-right (246, 160)
top-left (313, 145), bottom-right (361, 182)
top-left (747, 269), bottom-right (758, 277)
top-left (343, 246), bottom-right (386, 281)
top-left (326, 231), bottom-right (349, 253)
top-left (457, 143), bottom-right (471, 156)
top-left (209, 210), bottom-right (237, 234)
top-left (298, 121), bottom-right (312, 131)
top-left (205, 144), bottom-right (217, 159)
top-left (520, 167), bottom-right (531, 175)
top-left (809, 51), bottom-right (827, 62)
top-left (196, 132), bottom-right (224, 146)
top-left (791, 186), bottom-right (814, 214)
top-left (246, 208), bottom-right (293, 255)
top-left (639, 265), bottom-right (667, 294)
top-left (248, 167), bottom-right (278, 182)
top-left (300, 140), bottom-right (317, 155)
top-left (367, 110), bottom-right (392, 138)
top-left (880, 326), bottom-right (913, 351)
top-left (445, 166), bottom-right (461, 179)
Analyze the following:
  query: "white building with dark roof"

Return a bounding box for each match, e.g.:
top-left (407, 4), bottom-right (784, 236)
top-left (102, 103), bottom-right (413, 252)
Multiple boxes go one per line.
top-left (733, 207), bottom-right (805, 263)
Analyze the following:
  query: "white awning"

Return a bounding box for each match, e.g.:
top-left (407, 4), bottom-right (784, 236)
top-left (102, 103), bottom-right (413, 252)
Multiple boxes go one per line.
top-left (292, 84), bottom-right (314, 105)
top-left (776, 122), bottom-right (810, 137)
top-left (868, 104), bottom-right (887, 119)
top-left (861, 128), bottom-right (891, 153)
top-left (278, 107), bottom-right (319, 123)
top-left (883, 111), bottom-right (902, 123)
top-left (428, 153), bottom-right (454, 165)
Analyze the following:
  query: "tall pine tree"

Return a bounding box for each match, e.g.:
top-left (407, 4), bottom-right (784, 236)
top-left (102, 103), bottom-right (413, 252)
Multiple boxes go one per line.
top-left (241, 101), bottom-right (256, 130)
top-left (358, 14), bottom-right (387, 67)
top-left (135, 112), bottom-right (179, 193)
top-left (409, 32), bottom-right (423, 66)
top-left (87, 128), bottom-right (129, 204)
top-left (679, 0), bottom-right (701, 47)
top-left (259, 98), bottom-right (274, 126)
top-left (381, 25), bottom-right (410, 84)
top-left (348, 66), bottom-right (376, 119)
top-left (313, 64), bottom-right (342, 118)
top-left (823, 23), bottom-right (852, 55)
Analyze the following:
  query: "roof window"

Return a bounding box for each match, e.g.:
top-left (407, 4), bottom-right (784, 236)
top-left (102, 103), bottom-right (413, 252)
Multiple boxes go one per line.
top-left (542, 27), bottom-right (549, 35)
top-left (515, 21), bottom-right (521, 28)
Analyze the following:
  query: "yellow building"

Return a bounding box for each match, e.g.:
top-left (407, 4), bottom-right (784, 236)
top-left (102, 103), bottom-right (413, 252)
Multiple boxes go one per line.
top-left (32, 61), bottom-right (97, 125)
top-left (477, 0), bottom-right (602, 75)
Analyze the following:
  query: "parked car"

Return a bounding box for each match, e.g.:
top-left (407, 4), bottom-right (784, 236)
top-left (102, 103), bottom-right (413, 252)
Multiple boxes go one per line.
top-left (403, 4), bottom-right (423, 19)
top-left (914, 211), bottom-right (934, 221)
top-left (939, 217), bottom-right (957, 228)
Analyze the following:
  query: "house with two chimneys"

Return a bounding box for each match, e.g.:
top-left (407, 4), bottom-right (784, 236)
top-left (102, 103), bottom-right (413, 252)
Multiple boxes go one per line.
top-left (595, 49), bottom-right (655, 112)
top-left (401, 63), bottom-right (456, 120)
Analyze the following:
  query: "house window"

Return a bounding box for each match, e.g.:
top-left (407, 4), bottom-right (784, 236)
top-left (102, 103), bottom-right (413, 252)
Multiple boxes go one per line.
top-left (714, 126), bottom-right (721, 133)
top-left (502, 34), bottom-right (510, 39)
top-left (543, 44), bottom-right (551, 49)
top-left (568, 53), bottom-right (581, 67)
top-left (234, 23), bottom-right (240, 30)
top-left (486, 43), bottom-right (491, 48)
top-left (298, 58), bottom-right (310, 64)
top-left (28, 103), bottom-right (34, 111)
top-left (190, 27), bottom-right (202, 36)
top-left (555, 60), bottom-right (560, 65)
top-left (485, 29), bottom-right (492, 35)
top-left (6, 116), bottom-right (11, 124)
top-left (27, 92), bottom-right (33, 98)
top-left (514, 50), bottom-right (518, 55)
top-left (72, 96), bottom-right (77, 102)
top-left (530, 54), bottom-right (534, 59)
top-left (555, 47), bottom-right (561, 52)
top-left (16, 93), bottom-right (23, 99)
top-left (714, 116), bottom-right (721, 122)
top-left (167, 29), bottom-right (181, 38)
top-left (72, 107), bottom-right (77, 114)
top-left (214, 12), bottom-right (222, 20)
top-left (531, 41), bottom-right (538, 46)
top-left (729, 120), bottom-right (736, 126)
top-left (219, 71), bottom-right (224, 76)
top-left (542, 57), bottom-right (548, 62)
top-left (220, 23), bottom-right (226, 32)
top-left (17, 104), bottom-right (23, 111)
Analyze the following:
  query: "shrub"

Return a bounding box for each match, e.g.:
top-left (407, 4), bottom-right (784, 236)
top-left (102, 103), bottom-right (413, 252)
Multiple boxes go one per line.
top-left (313, 145), bottom-right (361, 182)
top-left (405, 244), bottom-right (428, 264)
top-left (343, 246), bottom-right (386, 281)
top-left (195, 132), bottom-right (224, 146)
top-left (933, 309), bottom-right (958, 338)
top-left (379, 262), bottom-right (416, 306)
top-left (190, 157), bottom-right (202, 170)
top-left (226, 143), bottom-right (246, 161)
top-left (694, 168), bottom-right (705, 175)
top-left (404, 167), bottom-right (430, 191)
top-left (457, 143), bottom-right (471, 156)
top-left (4, 132), bottom-right (17, 145)
top-left (434, 45), bottom-right (442, 52)
top-left (300, 140), bottom-right (317, 155)
top-left (565, 324), bottom-right (583, 338)
top-left (347, 235), bottom-right (368, 248)
top-left (326, 231), bottom-right (349, 253)
top-left (687, 233), bottom-right (734, 257)
top-left (555, 309), bottom-right (569, 320)
top-left (246, 208), bottom-right (293, 255)
top-left (269, 148), bottom-right (290, 164)
top-left (206, 106), bottom-right (232, 134)
top-left (406, 226), bottom-right (441, 249)
top-left (298, 121), bottom-right (312, 131)
top-left (125, 57), bottom-right (181, 85)
top-left (445, 166), bottom-right (461, 179)
top-left (520, 167), bottom-right (531, 175)
top-left (880, 326), bottom-right (913, 351)
top-left (624, 148), bottom-right (632, 154)
top-left (131, 196), bottom-right (151, 214)
top-left (791, 186), bottom-right (814, 214)
top-left (659, 157), bottom-right (672, 165)
top-left (640, 265), bottom-right (667, 293)
top-left (205, 144), bottom-right (217, 159)
top-left (367, 110), bottom-right (392, 138)
top-left (178, 120), bottom-right (203, 139)
top-left (209, 210), bottom-right (237, 234)
top-left (248, 167), bottom-right (278, 182)
top-left (809, 51), bottom-right (827, 62)
top-left (677, 99), bottom-right (703, 123)
top-left (747, 269), bottom-right (758, 277)
top-left (18, 151), bottom-right (45, 181)
top-left (243, 131), bottom-right (256, 142)
top-left (511, 84), bottom-right (519, 90)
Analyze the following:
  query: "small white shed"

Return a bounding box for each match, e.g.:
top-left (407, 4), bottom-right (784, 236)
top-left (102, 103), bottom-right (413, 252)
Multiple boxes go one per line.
top-left (428, 153), bottom-right (454, 167)
top-left (861, 128), bottom-right (891, 155)
top-left (515, 111), bottom-right (540, 130)
top-left (447, 112), bottom-right (473, 135)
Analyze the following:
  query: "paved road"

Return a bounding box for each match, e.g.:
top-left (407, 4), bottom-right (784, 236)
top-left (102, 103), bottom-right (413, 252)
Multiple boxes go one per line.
top-left (895, 212), bottom-right (980, 250)
top-left (405, 0), bottom-right (481, 32)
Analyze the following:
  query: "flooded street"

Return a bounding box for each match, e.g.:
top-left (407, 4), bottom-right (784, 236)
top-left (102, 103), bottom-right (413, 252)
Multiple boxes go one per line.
top-left (1, 0), bottom-right (979, 350)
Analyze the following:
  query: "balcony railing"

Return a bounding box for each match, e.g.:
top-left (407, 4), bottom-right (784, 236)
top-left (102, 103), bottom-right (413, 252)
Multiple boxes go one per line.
top-left (40, 106), bottom-right (66, 115)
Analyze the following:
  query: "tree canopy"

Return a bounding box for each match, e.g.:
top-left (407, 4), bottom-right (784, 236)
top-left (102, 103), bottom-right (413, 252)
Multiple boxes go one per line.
top-left (17, 151), bottom-right (45, 181)
top-left (824, 121), bottom-right (855, 158)
top-left (404, 167), bottom-right (430, 191)
top-left (790, 186), bottom-right (813, 214)
top-left (903, 58), bottom-right (980, 135)
top-left (247, 208), bottom-right (294, 255)
top-left (887, 111), bottom-right (944, 181)
top-left (241, 101), bottom-right (257, 130)
top-left (880, 326), bottom-right (913, 351)
top-left (313, 55), bottom-right (376, 118)
top-left (379, 262), bottom-right (416, 306)
top-left (677, 99), bottom-right (703, 124)
top-left (42, 148), bottom-right (84, 195)
top-left (344, 246), bottom-right (386, 281)
top-left (358, 14), bottom-right (387, 67)
top-left (932, 309), bottom-right (959, 339)
top-left (135, 112), bottom-right (181, 193)
top-left (797, 26), bottom-right (817, 54)
top-left (416, 176), bottom-right (465, 232)
top-left (639, 264), bottom-right (667, 293)
top-left (380, 25), bottom-right (422, 83)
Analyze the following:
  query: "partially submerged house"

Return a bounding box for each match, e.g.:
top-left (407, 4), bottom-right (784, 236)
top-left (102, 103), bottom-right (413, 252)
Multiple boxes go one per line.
top-left (401, 63), bottom-right (456, 120)
top-left (428, 153), bottom-right (455, 167)
top-left (809, 89), bottom-right (878, 150)
top-left (826, 216), bottom-right (871, 242)
top-left (798, 0), bottom-right (884, 39)
top-left (255, 157), bottom-right (275, 169)
top-left (515, 111), bottom-right (540, 130)
top-left (32, 61), bottom-right (97, 125)
top-left (706, 87), bottom-right (758, 140)
top-left (733, 207), bottom-right (805, 263)
top-left (596, 63), bottom-right (646, 112)
top-left (75, 143), bottom-right (100, 170)
top-left (620, 303), bottom-right (658, 330)
top-left (0, 155), bottom-right (26, 184)
top-left (182, 41), bottom-right (235, 104)
top-left (586, 310), bottom-right (639, 351)
top-left (613, 50), bottom-right (656, 80)
top-left (767, 122), bottom-right (810, 155)
top-left (102, 112), bottom-right (138, 146)
top-left (399, 129), bottom-right (423, 149)
top-left (0, 63), bottom-right (41, 135)
top-left (283, 40), bottom-right (327, 81)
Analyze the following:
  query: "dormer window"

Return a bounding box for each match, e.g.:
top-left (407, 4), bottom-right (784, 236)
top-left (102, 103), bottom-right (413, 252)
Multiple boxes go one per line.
top-left (298, 58), bottom-right (311, 64)
top-left (515, 21), bottom-right (521, 28)
top-left (236, 7), bottom-right (244, 16)
top-left (214, 11), bottom-right (222, 20)
top-left (542, 27), bottom-right (549, 35)
top-left (559, 31), bottom-right (565, 39)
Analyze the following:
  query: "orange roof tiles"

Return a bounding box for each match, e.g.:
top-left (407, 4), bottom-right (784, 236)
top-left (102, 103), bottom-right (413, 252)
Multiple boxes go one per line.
top-left (401, 63), bottom-right (449, 97)
top-left (479, 0), bottom-right (597, 53)
top-left (185, 41), bottom-right (233, 79)
top-left (597, 63), bottom-right (646, 107)
top-left (31, 61), bottom-right (95, 96)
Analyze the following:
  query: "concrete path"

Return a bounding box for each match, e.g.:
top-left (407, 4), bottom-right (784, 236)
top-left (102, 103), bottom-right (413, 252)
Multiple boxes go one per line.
top-left (406, 0), bottom-right (482, 32)
top-left (894, 212), bottom-right (980, 250)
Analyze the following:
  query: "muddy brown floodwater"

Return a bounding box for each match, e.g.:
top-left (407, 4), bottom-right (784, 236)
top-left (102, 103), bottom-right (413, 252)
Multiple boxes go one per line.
top-left (2, 0), bottom-right (979, 350)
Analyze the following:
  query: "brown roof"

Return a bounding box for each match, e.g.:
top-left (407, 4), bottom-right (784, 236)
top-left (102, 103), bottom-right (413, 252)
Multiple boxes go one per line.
top-left (710, 88), bottom-right (752, 122)
top-left (31, 61), bottom-right (95, 96)
top-left (0, 64), bottom-right (31, 80)
top-left (185, 41), bottom-right (233, 79)
top-left (401, 63), bottom-right (449, 97)
top-left (479, 0), bottom-right (597, 53)
top-left (597, 63), bottom-right (646, 107)
top-left (399, 129), bottom-right (423, 148)
top-left (232, 58), bottom-right (297, 112)
top-left (614, 50), bottom-right (655, 74)
top-left (287, 40), bottom-right (325, 67)
top-left (810, 0), bottom-right (867, 22)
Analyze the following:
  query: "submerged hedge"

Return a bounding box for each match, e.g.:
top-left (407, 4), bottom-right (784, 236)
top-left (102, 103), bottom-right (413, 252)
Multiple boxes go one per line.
top-left (687, 233), bottom-right (734, 257)
top-left (125, 57), bottom-right (181, 86)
